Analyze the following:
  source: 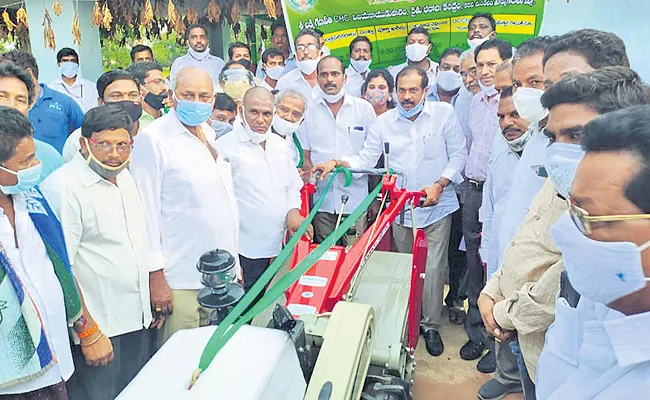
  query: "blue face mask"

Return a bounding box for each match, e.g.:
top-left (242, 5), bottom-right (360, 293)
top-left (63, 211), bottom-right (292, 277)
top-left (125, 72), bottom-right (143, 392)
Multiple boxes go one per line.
top-left (545, 142), bottom-right (585, 198)
top-left (175, 98), bottom-right (213, 127)
top-left (211, 120), bottom-right (233, 138)
top-left (397, 97), bottom-right (425, 119)
top-left (0, 163), bottom-right (43, 194)
top-left (60, 61), bottom-right (79, 79)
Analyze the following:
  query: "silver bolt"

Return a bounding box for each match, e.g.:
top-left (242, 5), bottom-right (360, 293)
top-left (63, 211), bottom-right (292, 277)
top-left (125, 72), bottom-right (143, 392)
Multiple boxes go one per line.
top-left (419, 273), bottom-right (426, 279)
top-left (298, 347), bottom-right (305, 353)
top-left (307, 328), bottom-right (313, 333)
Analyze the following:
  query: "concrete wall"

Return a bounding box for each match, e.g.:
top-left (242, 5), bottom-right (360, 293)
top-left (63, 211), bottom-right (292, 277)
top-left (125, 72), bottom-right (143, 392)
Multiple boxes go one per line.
top-left (540, 0), bottom-right (650, 81)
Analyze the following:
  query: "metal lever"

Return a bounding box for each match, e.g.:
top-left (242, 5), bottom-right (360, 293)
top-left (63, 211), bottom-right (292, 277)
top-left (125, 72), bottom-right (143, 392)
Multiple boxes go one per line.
top-left (335, 195), bottom-right (349, 231)
top-left (309, 170), bottom-right (322, 185)
top-left (383, 142), bottom-right (390, 173)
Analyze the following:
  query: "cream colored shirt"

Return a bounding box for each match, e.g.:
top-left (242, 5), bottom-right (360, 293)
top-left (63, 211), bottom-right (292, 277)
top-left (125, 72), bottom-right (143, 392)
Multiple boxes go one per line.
top-left (482, 180), bottom-right (567, 381)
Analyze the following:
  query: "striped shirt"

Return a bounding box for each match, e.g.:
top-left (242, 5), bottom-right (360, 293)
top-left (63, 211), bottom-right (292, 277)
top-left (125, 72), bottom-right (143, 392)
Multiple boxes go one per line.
top-left (465, 90), bottom-right (500, 182)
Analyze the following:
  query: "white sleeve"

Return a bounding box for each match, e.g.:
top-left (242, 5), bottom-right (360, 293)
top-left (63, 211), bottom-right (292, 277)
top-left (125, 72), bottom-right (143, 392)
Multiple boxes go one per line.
top-left (343, 119), bottom-right (383, 170)
top-left (441, 109), bottom-right (468, 183)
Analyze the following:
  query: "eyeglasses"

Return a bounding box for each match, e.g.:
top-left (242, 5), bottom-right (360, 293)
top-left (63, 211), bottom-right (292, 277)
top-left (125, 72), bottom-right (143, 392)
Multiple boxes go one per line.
top-left (87, 137), bottom-right (133, 154)
top-left (461, 68), bottom-right (477, 80)
top-left (144, 79), bottom-right (165, 86)
top-left (296, 44), bottom-right (318, 53)
top-left (567, 196), bottom-right (650, 235)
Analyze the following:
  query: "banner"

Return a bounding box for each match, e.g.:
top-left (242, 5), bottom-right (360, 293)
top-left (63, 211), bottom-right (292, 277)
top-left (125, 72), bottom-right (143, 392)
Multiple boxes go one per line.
top-left (281, 0), bottom-right (546, 69)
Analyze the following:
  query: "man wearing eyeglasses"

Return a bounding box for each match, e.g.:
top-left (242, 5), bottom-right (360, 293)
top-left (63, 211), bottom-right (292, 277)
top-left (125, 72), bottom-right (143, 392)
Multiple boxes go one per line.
top-left (129, 61), bottom-right (172, 121)
top-left (276, 28), bottom-right (323, 105)
top-left (40, 105), bottom-right (157, 400)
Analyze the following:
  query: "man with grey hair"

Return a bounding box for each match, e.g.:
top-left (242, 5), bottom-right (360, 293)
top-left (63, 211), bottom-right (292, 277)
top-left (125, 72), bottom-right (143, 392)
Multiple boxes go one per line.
top-left (272, 88), bottom-right (308, 168)
top-left (495, 59), bottom-right (513, 95)
top-left (276, 28), bottom-right (322, 104)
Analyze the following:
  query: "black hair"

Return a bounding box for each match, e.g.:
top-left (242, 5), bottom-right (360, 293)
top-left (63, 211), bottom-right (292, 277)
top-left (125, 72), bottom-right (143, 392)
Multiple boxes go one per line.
top-left (96, 69), bottom-right (138, 99)
top-left (81, 104), bottom-right (133, 139)
top-left (127, 61), bottom-right (163, 85)
top-left (407, 26), bottom-right (430, 44)
top-left (186, 23), bottom-right (208, 39)
top-left (130, 44), bottom-right (154, 62)
top-left (261, 48), bottom-right (284, 64)
top-left (236, 59), bottom-right (251, 70)
top-left (583, 105), bottom-right (650, 212)
top-left (396, 66), bottom-right (428, 90)
top-left (56, 47), bottom-right (78, 63)
top-left (0, 62), bottom-right (35, 105)
top-left (270, 19), bottom-right (286, 37)
top-left (543, 29), bottom-right (629, 69)
top-left (0, 106), bottom-right (34, 163)
top-left (0, 51), bottom-right (39, 79)
top-left (214, 93), bottom-right (237, 112)
top-left (468, 12), bottom-right (497, 32)
top-left (314, 29), bottom-right (325, 37)
top-left (475, 38), bottom-right (513, 62)
top-left (295, 28), bottom-right (321, 48)
top-left (228, 42), bottom-right (250, 60)
top-left (316, 56), bottom-right (344, 75)
top-left (541, 66), bottom-right (650, 115)
top-left (440, 46), bottom-right (463, 60)
top-left (349, 36), bottom-right (372, 54)
top-left (500, 85), bottom-right (514, 99)
top-left (512, 36), bottom-right (555, 65)
top-left (361, 68), bottom-right (395, 109)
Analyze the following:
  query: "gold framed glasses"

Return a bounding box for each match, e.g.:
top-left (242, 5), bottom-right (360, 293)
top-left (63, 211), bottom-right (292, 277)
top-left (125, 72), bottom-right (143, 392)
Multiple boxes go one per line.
top-left (567, 196), bottom-right (650, 235)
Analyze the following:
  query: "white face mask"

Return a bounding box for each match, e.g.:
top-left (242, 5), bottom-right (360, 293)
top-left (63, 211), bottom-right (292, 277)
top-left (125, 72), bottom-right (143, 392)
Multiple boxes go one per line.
top-left (545, 142), bottom-right (585, 198)
top-left (265, 65), bottom-right (284, 80)
top-left (350, 58), bottom-right (372, 74)
top-left (504, 128), bottom-right (531, 153)
top-left (241, 106), bottom-right (271, 144)
top-left (297, 58), bottom-right (320, 75)
top-left (467, 33), bottom-right (494, 50)
top-left (551, 212), bottom-right (650, 305)
top-left (272, 114), bottom-right (302, 137)
top-left (405, 43), bottom-right (429, 62)
top-left (478, 80), bottom-right (498, 97)
top-left (513, 87), bottom-right (549, 123)
top-left (437, 70), bottom-right (462, 92)
top-left (313, 84), bottom-right (344, 104)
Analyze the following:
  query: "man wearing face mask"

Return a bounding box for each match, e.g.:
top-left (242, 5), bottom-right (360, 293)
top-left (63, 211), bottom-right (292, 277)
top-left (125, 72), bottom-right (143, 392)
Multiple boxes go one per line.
top-left (276, 29), bottom-right (323, 105)
top-left (49, 48), bottom-right (99, 114)
top-left (218, 60), bottom-right (256, 105)
top-left (389, 27), bottom-right (439, 89)
top-left (255, 20), bottom-right (297, 80)
top-left (259, 48), bottom-right (285, 92)
top-left (170, 24), bottom-right (225, 88)
top-left (428, 47), bottom-right (463, 104)
top-left (211, 93), bottom-right (237, 139)
top-left (215, 87), bottom-right (308, 294)
top-left (129, 61), bottom-right (171, 120)
top-left (272, 89), bottom-right (307, 168)
top-left (62, 70), bottom-right (146, 162)
top-left (298, 56), bottom-right (376, 244)
top-left (479, 67), bottom-right (649, 400)
top-left (130, 66), bottom-right (239, 345)
top-left (344, 36), bottom-right (373, 98)
top-left (467, 13), bottom-right (497, 50)
top-left (536, 77), bottom-right (650, 400)
top-left (40, 105), bottom-right (157, 400)
top-left (461, 38), bottom-right (512, 364)
top-left (455, 48), bottom-right (480, 138)
top-left (312, 66), bottom-right (467, 357)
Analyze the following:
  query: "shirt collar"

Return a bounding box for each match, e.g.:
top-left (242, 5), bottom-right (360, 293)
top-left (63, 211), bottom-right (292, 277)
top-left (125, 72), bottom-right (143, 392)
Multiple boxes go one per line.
top-left (313, 90), bottom-right (354, 108)
top-left (168, 109), bottom-right (212, 137)
top-left (604, 310), bottom-right (650, 367)
top-left (392, 101), bottom-right (432, 123)
top-left (38, 84), bottom-right (54, 101)
top-left (478, 90), bottom-right (500, 104)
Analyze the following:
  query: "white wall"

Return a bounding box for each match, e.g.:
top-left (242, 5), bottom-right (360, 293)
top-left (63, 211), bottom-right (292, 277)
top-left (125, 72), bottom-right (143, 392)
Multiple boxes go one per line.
top-left (540, 0), bottom-right (650, 82)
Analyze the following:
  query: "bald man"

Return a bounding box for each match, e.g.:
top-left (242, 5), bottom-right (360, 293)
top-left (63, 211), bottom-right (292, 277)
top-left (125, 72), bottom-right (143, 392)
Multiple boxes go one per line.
top-left (216, 87), bottom-right (309, 294)
top-left (130, 66), bottom-right (240, 345)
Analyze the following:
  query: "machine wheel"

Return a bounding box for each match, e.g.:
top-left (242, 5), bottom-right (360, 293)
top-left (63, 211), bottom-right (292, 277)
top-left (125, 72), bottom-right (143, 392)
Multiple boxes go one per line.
top-left (361, 375), bottom-right (412, 400)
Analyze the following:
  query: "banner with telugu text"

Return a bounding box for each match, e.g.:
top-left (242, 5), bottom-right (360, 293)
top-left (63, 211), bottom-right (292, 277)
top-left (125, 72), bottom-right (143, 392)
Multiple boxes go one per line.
top-left (280, 0), bottom-right (546, 69)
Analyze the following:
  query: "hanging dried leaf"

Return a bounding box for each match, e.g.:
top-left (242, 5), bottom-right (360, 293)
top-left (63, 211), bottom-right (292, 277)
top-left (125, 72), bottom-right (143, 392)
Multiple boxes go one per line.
top-left (42, 9), bottom-right (55, 49)
top-left (72, 11), bottom-right (82, 44)
top-left (154, 0), bottom-right (163, 18)
top-left (16, 7), bottom-right (28, 28)
top-left (232, 21), bottom-right (240, 37)
top-left (175, 14), bottom-right (185, 36)
top-left (91, 0), bottom-right (102, 26)
top-left (0, 24), bottom-right (7, 40)
top-left (140, 0), bottom-right (153, 27)
top-left (52, 0), bottom-right (63, 16)
top-left (123, 8), bottom-right (132, 25)
top-left (167, 0), bottom-right (177, 25)
top-left (186, 6), bottom-right (198, 25)
top-left (206, 0), bottom-right (220, 23)
top-left (2, 10), bottom-right (17, 32)
top-left (264, 0), bottom-right (277, 19)
top-left (247, 0), bottom-right (255, 18)
top-left (231, 2), bottom-right (240, 24)
top-left (101, 3), bottom-right (112, 31)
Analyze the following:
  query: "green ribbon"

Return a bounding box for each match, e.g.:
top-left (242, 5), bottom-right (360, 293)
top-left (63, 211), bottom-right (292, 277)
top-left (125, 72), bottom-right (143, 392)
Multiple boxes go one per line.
top-left (292, 132), bottom-right (304, 169)
top-left (197, 166), bottom-right (355, 372)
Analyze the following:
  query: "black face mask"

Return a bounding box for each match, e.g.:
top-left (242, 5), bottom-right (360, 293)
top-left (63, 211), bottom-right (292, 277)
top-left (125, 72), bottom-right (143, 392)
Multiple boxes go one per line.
top-left (112, 100), bottom-right (143, 122)
top-left (144, 92), bottom-right (167, 111)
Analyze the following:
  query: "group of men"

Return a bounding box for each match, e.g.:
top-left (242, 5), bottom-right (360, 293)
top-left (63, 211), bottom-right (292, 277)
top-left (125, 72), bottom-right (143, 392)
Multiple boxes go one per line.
top-left (0, 11), bottom-right (648, 400)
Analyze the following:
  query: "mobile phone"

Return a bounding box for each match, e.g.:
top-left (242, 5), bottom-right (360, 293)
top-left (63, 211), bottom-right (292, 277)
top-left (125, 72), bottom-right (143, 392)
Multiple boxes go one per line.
top-left (532, 165), bottom-right (548, 178)
top-left (560, 271), bottom-right (581, 308)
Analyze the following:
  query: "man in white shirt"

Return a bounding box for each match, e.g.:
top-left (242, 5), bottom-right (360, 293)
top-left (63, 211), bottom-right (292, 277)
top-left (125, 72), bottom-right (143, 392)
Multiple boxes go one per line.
top-left (467, 13), bottom-right (497, 50)
top-left (215, 87), bottom-right (308, 293)
top-left (49, 48), bottom-right (99, 113)
top-left (41, 105), bottom-right (156, 400)
top-left (389, 27), bottom-right (439, 90)
top-left (456, 48), bottom-right (480, 138)
top-left (313, 66), bottom-right (467, 357)
top-left (130, 66), bottom-right (239, 345)
top-left (344, 36), bottom-right (373, 98)
top-left (258, 48), bottom-right (285, 92)
top-left (272, 89), bottom-right (308, 169)
top-left (170, 24), bottom-right (225, 89)
top-left (299, 56), bottom-right (376, 244)
top-left (428, 47), bottom-right (463, 104)
top-left (255, 20), bottom-right (297, 80)
top-left (276, 28), bottom-right (322, 105)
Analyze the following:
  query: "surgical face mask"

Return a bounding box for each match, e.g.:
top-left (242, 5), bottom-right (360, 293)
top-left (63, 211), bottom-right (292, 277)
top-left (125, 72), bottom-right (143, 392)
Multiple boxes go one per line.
top-left (397, 95), bottom-right (425, 119)
top-left (297, 57), bottom-right (320, 75)
top-left (112, 100), bottom-right (143, 122)
top-left (272, 114), bottom-right (301, 137)
top-left (405, 43), bottom-right (429, 62)
top-left (0, 162), bottom-right (42, 194)
top-left (545, 142), bottom-right (585, 198)
top-left (350, 58), bottom-right (372, 74)
top-left (551, 212), bottom-right (650, 305)
top-left (220, 69), bottom-right (254, 102)
top-left (437, 70), bottom-right (462, 92)
top-left (189, 46), bottom-right (210, 60)
top-left (174, 97), bottom-right (213, 127)
top-left (513, 87), bottom-right (549, 123)
top-left (478, 80), bottom-right (498, 97)
top-left (264, 65), bottom-right (284, 81)
top-left (84, 138), bottom-right (130, 179)
top-left (241, 106), bottom-right (271, 144)
top-left (504, 128), bottom-right (530, 153)
top-left (60, 61), bottom-right (79, 79)
top-left (211, 120), bottom-right (233, 138)
top-left (314, 84), bottom-right (344, 104)
top-left (467, 33), bottom-right (493, 50)
top-left (143, 91), bottom-right (167, 111)
top-left (364, 88), bottom-right (390, 108)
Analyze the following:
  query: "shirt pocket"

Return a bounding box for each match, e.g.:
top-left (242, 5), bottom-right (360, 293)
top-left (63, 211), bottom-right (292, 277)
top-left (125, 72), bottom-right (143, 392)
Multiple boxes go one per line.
top-left (422, 131), bottom-right (444, 159)
top-left (346, 126), bottom-right (366, 152)
top-left (547, 298), bottom-right (581, 366)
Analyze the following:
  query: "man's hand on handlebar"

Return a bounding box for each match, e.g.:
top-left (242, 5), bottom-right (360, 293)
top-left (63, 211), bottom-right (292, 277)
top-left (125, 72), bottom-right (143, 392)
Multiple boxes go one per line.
top-left (420, 178), bottom-right (452, 207)
top-left (311, 159), bottom-right (351, 180)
